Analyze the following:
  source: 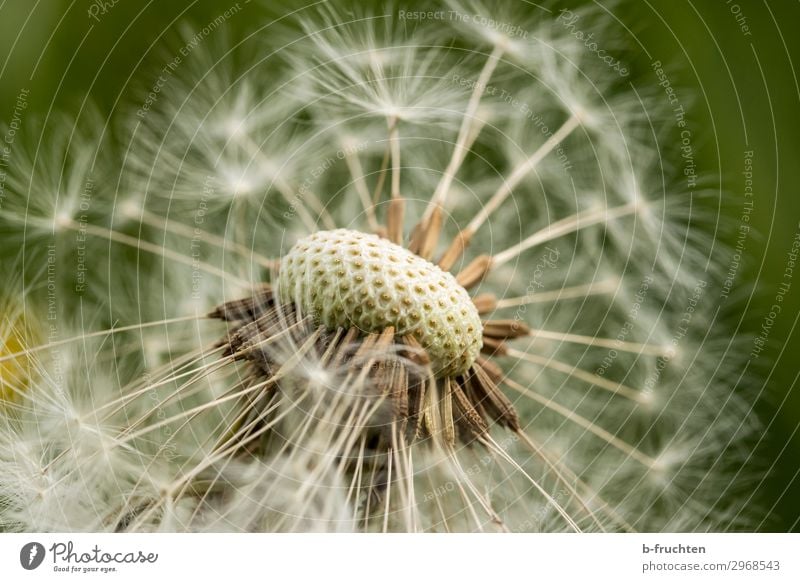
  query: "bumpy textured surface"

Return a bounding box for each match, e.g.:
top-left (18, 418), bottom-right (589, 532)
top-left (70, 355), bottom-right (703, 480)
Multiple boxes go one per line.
top-left (277, 229), bottom-right (482, 376)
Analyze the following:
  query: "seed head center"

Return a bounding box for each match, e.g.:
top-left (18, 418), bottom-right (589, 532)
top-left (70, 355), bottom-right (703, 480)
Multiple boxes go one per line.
top-left (278, 229), bottom-right (482, 376)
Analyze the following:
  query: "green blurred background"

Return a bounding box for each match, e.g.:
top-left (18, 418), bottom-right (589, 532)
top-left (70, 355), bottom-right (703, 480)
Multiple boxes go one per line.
top-left (1, 0), bottom-right (798, 530)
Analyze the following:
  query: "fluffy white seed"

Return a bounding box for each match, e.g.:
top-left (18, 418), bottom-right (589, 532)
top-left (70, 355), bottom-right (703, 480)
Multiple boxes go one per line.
top-left (277, 229), bottom-right (482, 376)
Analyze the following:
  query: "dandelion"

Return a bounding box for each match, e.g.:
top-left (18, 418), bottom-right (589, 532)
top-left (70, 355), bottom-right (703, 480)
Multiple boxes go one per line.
top-left (0, 3), bottom-right (756, 532)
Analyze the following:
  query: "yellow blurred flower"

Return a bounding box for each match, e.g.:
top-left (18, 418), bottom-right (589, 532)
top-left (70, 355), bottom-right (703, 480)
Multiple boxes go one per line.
top-left (1, 312), bottom-right (34, 404)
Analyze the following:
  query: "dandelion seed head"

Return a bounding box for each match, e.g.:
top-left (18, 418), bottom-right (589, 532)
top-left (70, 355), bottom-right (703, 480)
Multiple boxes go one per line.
top-left (0, 2), bottom-right (759, 534)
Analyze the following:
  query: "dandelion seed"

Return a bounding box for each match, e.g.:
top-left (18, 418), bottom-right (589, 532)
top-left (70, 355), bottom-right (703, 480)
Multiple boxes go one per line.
top-left (0, 2), bottom-right (757, 533)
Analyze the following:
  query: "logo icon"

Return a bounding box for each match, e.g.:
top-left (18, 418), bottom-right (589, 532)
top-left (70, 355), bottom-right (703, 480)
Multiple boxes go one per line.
top-left (20, 542), bottom-right (46, 570)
